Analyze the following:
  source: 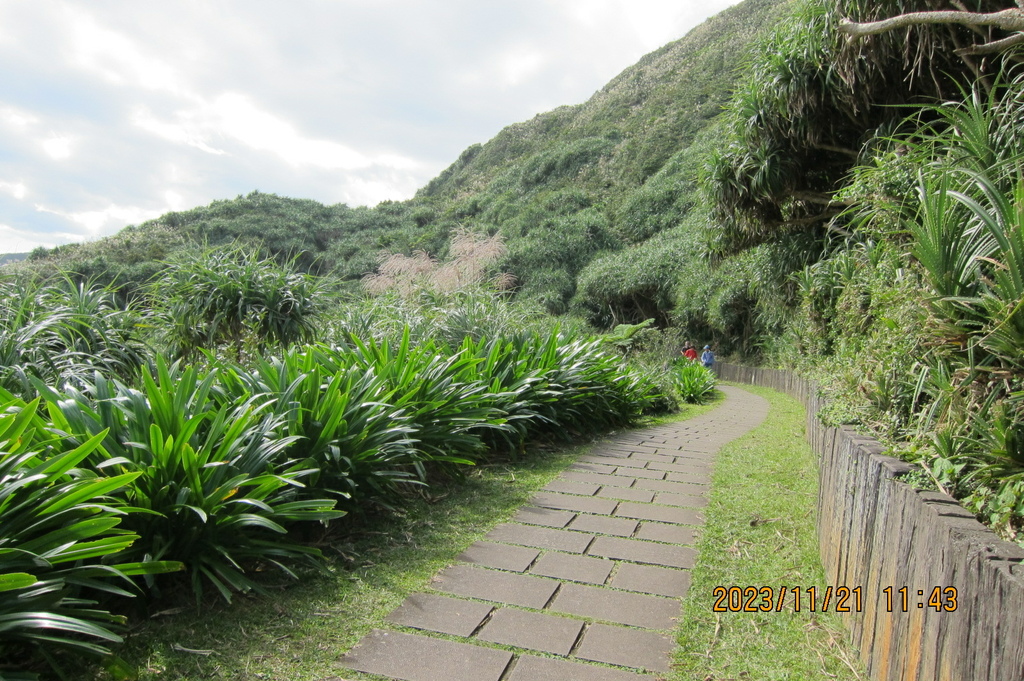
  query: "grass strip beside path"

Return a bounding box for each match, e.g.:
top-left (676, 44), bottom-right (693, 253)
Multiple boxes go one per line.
top-left (673, 384), bottom-right (866, 681)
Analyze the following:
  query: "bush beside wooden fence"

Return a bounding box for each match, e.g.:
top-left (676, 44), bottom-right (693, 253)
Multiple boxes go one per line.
top-left (717, 363), bottom-right (1024, 681)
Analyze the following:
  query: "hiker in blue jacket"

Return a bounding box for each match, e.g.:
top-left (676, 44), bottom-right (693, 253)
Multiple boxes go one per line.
top-left (701, 345), bottom-right (715, 368)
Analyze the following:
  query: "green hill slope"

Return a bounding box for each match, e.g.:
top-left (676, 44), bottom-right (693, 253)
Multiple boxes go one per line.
top-left (16, 0), bottom-right (791, 313)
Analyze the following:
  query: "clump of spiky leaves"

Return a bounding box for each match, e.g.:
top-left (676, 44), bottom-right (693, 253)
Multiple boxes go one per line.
top-left (217, 346), bottom-right (422, 505)
top-left (36, 359), bottom-right (343, 603)
top-left (0, 276), bottom-right (148, 397)
top-left (0, 395), bottom-right (179, 679)
top-left (151, 244), bottom-right (326, 360)
top-left (672, 361), bottom-right (718, 404)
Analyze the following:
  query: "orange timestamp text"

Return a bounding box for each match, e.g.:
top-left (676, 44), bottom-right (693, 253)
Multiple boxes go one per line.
top-left (711, 586), bottom-right (958, 613)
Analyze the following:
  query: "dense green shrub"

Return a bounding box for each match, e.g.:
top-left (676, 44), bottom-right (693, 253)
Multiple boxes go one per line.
top-left (37, 360), bottom-right (343, 602)
top-left (0, 397), bottom-right (178, 678)
top-left (0, 278), bottom-right (148, 396)
top-left (671, 362), bottom-right (717, 404)
top-left (151, 244), bottom-right (326, 359)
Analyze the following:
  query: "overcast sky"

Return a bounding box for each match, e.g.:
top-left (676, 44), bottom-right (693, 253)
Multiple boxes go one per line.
top-left (0, 0), bottom-right (742, 253)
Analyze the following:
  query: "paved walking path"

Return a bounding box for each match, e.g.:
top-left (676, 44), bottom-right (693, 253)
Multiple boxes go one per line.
top-left (339, 385), bottom-right (769, 681)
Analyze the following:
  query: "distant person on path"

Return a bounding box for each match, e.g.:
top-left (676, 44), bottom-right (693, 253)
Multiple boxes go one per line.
top-left (683, 342), bottom-right (698, 362)
top-left (701, 345), bottom-right (715, 369)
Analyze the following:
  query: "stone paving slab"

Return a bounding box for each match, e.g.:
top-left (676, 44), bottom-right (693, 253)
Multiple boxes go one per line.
top-left (576, 623), bottom-right (673, 672)
top-left (507, 655), bottom-right (651, 681)
top-left (589, 536), bottom-right (697, 569)
top-left (628, 468), bottom-right (667, 480)
top-left (561, 470), bottom-right (635, 488)
top-left (513, 506), bottom-right (575, 528)
top-left (432, 565), bottom-right (558, 609)
top-left (458, 541), bottom-right (539, 572)
top-left (532, 491), bottom-right (619, 515)
top-left (339, 629), bottom-right (512, 681)
top-left (486, 522), bottom-right (594, 554)
top-left (615, 501), bottom-right (703, 525)
top-left (386, 593), bottom-right (494, 637)
top-left (584, 446), bottom-right (632, 458)
top-left (610, 563), bottom-right (691, 598)
top-left (644, 460), bottom-right (711, 475)
top-left (567, 513), bottom-right (638, 537)
top-left (477, 607), bottom-right (584, 655)
top-left (582, 455), bottom-right (647, 469)
top-left (550, 582), bottom-right (680, 629)
top-left (627, 451), bottom-right (681, 463)
top-left (530, 551), bottom-right (614, 585)
top-left (569, 462), bottom-right (619, 475)
top-left (664, 470), bottom-right (712, 484)
top-left (656, 491), bottom-right (709, 508)
top-left (542, 479), bottom-right (599, 496)
top-left (596, 486), bottom-right (655, 503)
top-left (635, 522), bottom-right (698, 545)
top-left (633, 478), bottom-right (708, 496)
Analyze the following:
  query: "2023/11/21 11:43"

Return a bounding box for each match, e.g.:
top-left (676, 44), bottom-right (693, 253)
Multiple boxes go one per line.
top-left (711, 585), bottom-right (958, 613)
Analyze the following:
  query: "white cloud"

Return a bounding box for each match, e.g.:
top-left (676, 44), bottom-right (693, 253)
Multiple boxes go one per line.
top-left (35, 201), bottom-right (166, 235)
top-left (0, 181), bottom-right (28, 200)
top-left (41, 134), bottom-right (75, 160)
top-left (0, 222), bottom-right (80, 251)
top-left (499, 47), bottom-right (547, 87)
top-left (131, 106), bottom-right (226, 155)
top-left (0, 106), bottom-right (39, 130)
top-left (64, 5), bottom-right (187, 96)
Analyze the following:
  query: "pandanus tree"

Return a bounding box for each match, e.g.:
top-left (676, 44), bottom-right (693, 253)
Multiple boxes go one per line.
top-left (707, 0), bottom-right (1022, 256)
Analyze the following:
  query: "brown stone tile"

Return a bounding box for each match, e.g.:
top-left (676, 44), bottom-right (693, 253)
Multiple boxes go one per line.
top-left (549, 582), bottom-right (680, 629)
top-left (655, 491), bottom-right (708, 508)
top-left (635, 522), bottom-right (698, 545)
top-left (507, 655), bottom-right (651, 681)
top-left (628, 468), bottom-right (667, 480)
top-left (568, 513), bottom-right (638, 537)
top-left (477, 608), bottom-right (584, 655)
top-left (532, 491), bottom-right (618, 515)
top-left (575, 623), bottom-right (673, 672)
top-left (561, 470), bottom-right (635, 488)
top-left (542, 479), bottom-right (599, 496)
top-left (589, 536), bottom-right (696, 569)
top-left (432, 565), bottom-right (558, 609)
top-left (584, 446), bottom-right (632, 459)
top-left (664, 470), bottom-right (712, 484)
top-left (486, 522), bottom-right (595, 554)
top-left (569, 462), bottom-right (619, 475)
top-left (386, 593), bottom-right (494, 636)
top-left (615, 502), bottom-right (704, 525)
top-left (530, 551), bottom-right (614, 585)
top-left (610, 563), bottom-right (691, 598)
top-left (581, 455), bottom-right (647, 469)
top-left (627, 452), bottom-right (679, 464)
top-left (458, 541), bottom-right (539, 572)
top-left (644, 460), bottom-right (711, 475)
top-left (632, 478), bottom-right (708, 496)
top-left (339, 629), bottom-right (512, 681)
top-left (513, 506), bottom-right (575, 528)
top-left (596, 486), bottom-right (656, 503)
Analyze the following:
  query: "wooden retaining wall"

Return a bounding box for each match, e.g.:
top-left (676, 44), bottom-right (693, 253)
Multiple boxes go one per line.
top-left (716, 362), bottom-right (1024, 681)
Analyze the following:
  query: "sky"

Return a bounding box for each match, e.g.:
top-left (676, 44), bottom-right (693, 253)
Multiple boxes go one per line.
top-left (0, 0), bottom-right (742, 253)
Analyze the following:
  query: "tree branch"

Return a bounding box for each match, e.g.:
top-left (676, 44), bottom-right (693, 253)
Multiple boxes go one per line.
top-left (839, 9), bottom-right (1024, 38)
top-left (956, 31), bottom-right (1024, 55)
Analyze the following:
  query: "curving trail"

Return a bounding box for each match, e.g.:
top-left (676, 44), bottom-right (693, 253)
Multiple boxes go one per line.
top-left (339, 385), bottom-right (769, 680)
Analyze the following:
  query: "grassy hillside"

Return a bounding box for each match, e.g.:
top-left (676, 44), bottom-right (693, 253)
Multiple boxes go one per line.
top-left (14, 0), bottom-right (791, 314)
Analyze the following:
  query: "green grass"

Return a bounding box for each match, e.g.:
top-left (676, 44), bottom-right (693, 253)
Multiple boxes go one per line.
top-left (672, 384), bottom-right (865, 680)
top-left (79, 404), bottom-right (712, 681)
